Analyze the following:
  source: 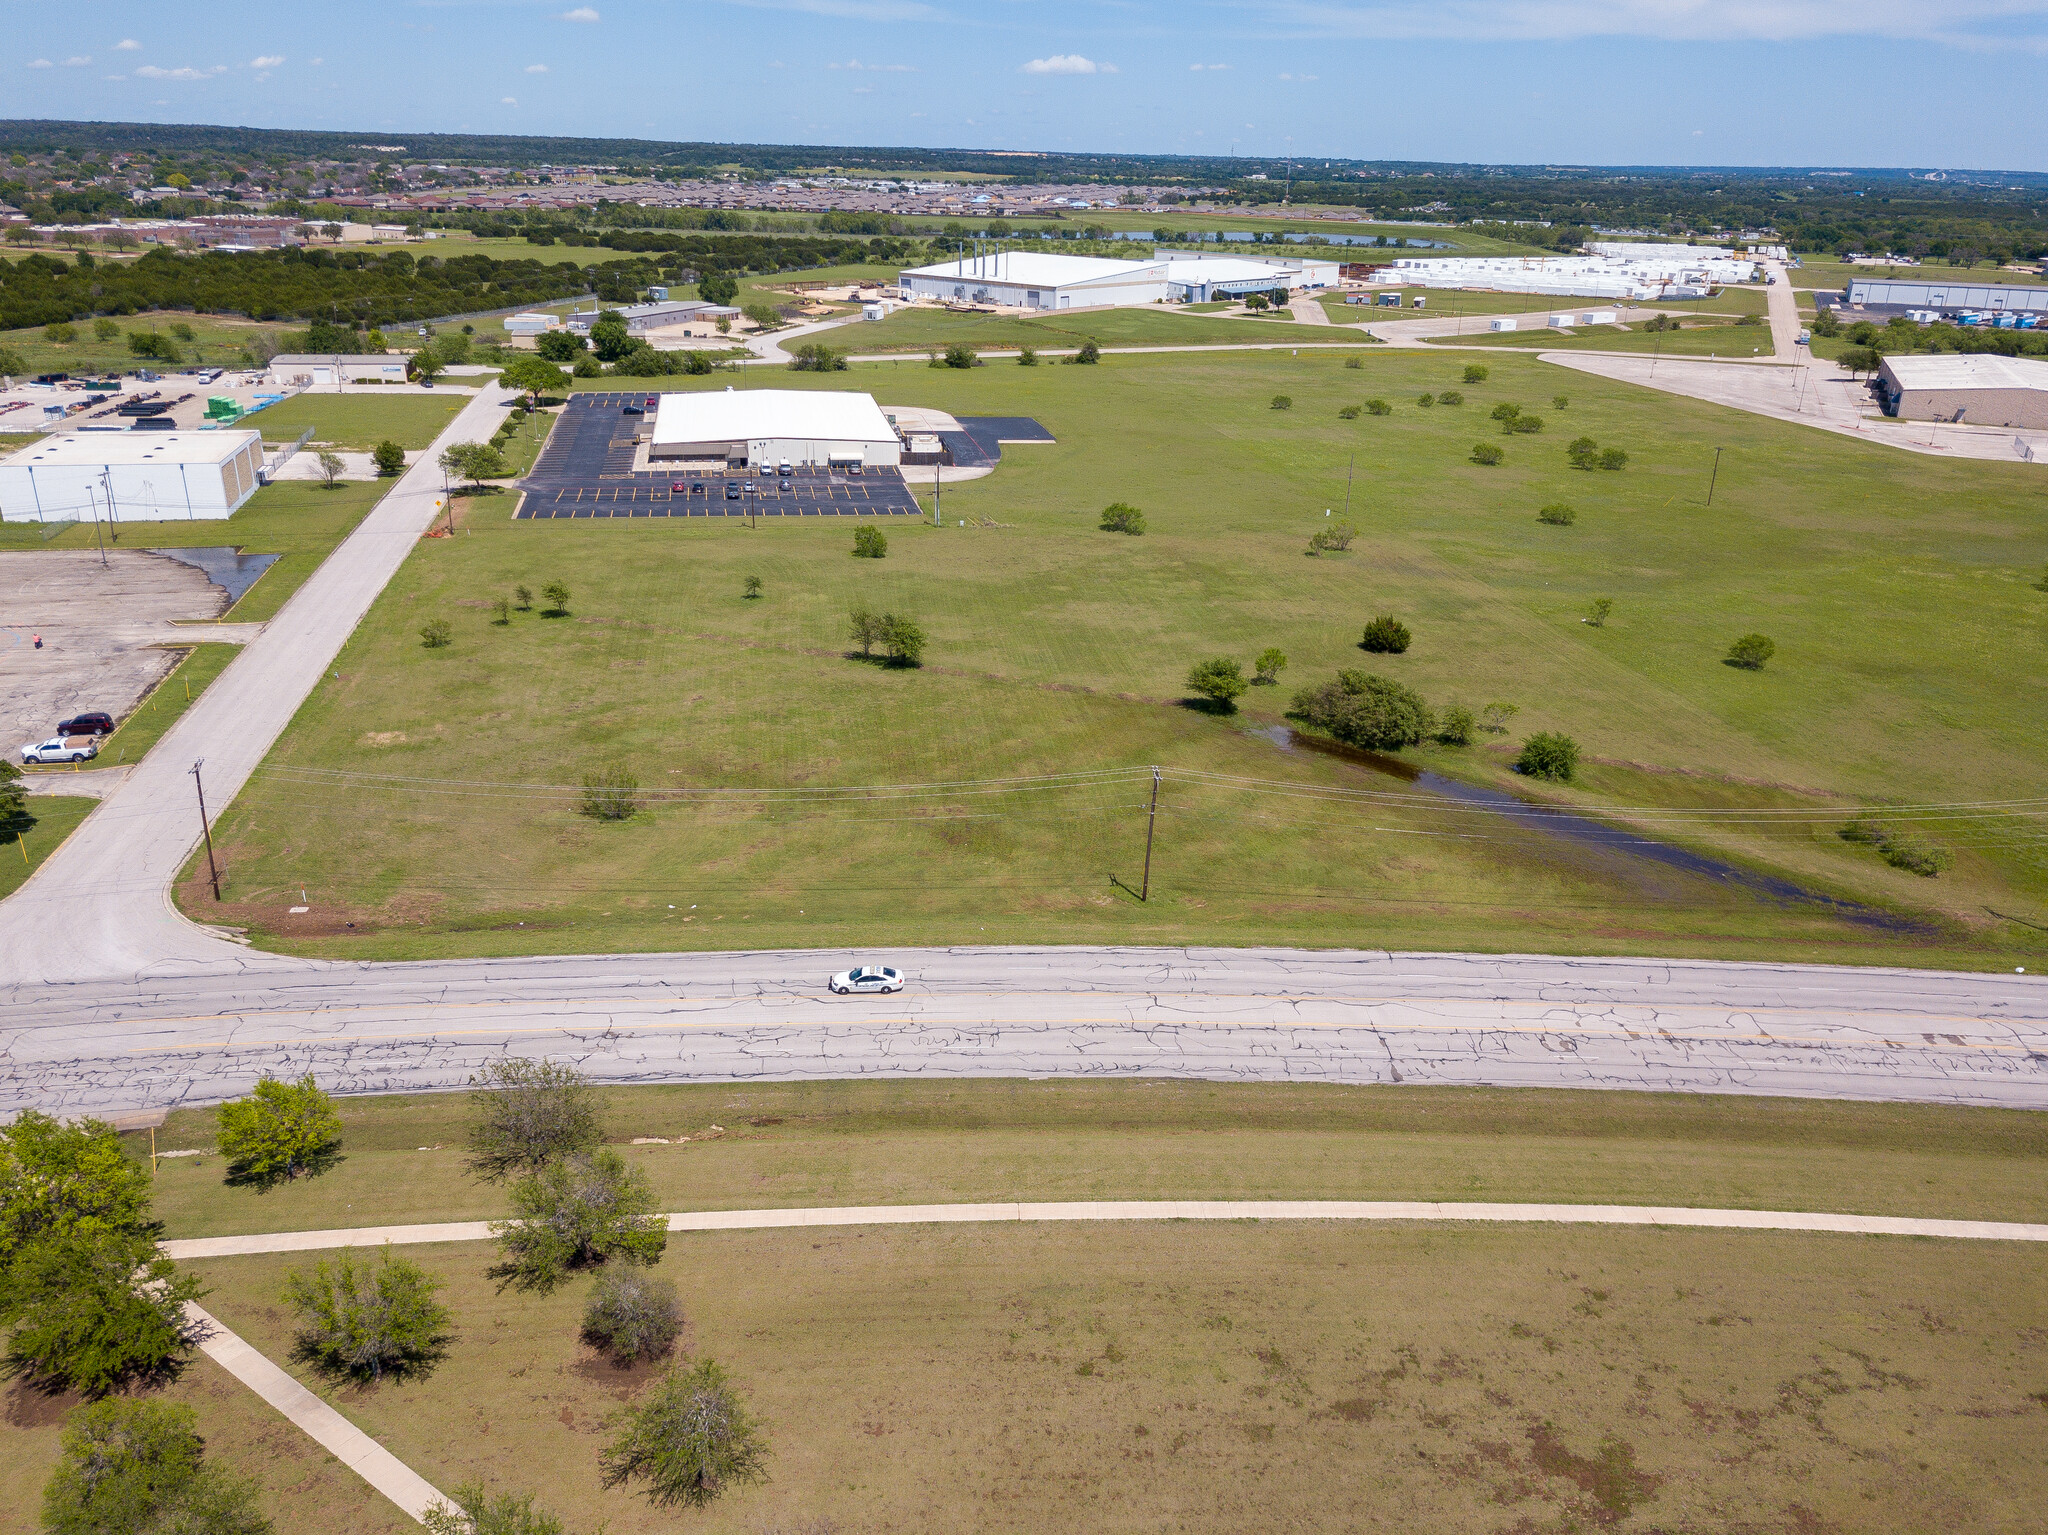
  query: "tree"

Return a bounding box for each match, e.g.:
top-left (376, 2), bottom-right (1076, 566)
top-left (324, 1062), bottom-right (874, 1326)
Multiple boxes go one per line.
top-left (1337, 405), bottom-right (1361, 420)
top-left (599, 1359), bottom-right (771, 1509)
top-left (216, 1074), bottom-right (343, 1188)
top-left (1, 759), bottom-right (31, 843)
top-left (420, 618), bottom-right (453, 648)
top-left (372, 440), bottom-right (406, 477)
top-left (1599, 447), bottom-right (1628, 471)
top-left (1726, 633), bottom-right (1776, 669)
top-left (580, 764), bottom-right (639, 821)
top-left (1417, 392), bottom-right (1436, 407)
top-left (743, 575), bottom-right (763, 599)
top-left (1186, 657), bottom-right (1248, 711)
top-left (410, 350), bottom-right (446, 384)
top-left (1245, 294), bottom-right (1270, 311)
top-left (1517, 732), bottom-right (1580, 781)
top-left (1839, 345), bottom-right (1881, 377)
top-left (465, 1058), bottom-right (601, 1179)
top-left (1099, 503), bottom-right (1146, 535)
top-left (698, 271), bottom-right (739, 306)
top-left (3, 1228), bottom-right (208, 1395)
top-left (1270, 394), bottom-right (1292, 410)
top-left (584, 1269), bottom-right (683, 1363)
top-left (0, 345), bottom-right (22, 378)
top-left (1538, 503), bottom-right (1577, 526)
top-left (1588, 597), bottom-right (1614, 627)
top-left (852, 524), bottom-right (888, 559)
top-left (1364, 398), bottom-right (1392, 416)
top-left (1481, 701), bottom-right (1520, 734)
top-left (787, 343), bottom-right (846, 372)
top-left (941, 343), bottom-right (977, 369)
top-left (1567, 435), bottom-right (1600, 470)
top-left (499, 355), bottom-right (569, 402)
top-left (1462, 364), bottom-right (1489, 383)
top-left (848, 604), bottom-right (886, 657)
top-left (424, 1483), bottom-right (565, 1535)
top-left (489, 1148), bottom-right (667, 1292)
top-left (880, 614), bottom-right (927, 667)
top-left (46, 322), bottom-right (78, 344)
top-left (1017, 345), bottom-right (1038, 366)
top-left (1437, 703), bottom-right (1476, 745)
top-left (282, 1245), bottom-right (450, 1381)
top-left (0, 1111), bottom-right (154, 1275)
top-left (91, 317), bottom-right (121, 342)
top-left (1470, 443), bottom-right (1504, 465)
top-left (589, 315), bottom-right (633, 362)
top-left (1552, 395), bottom-right (1570, 410)
top-left (535, 329), bottom-right (585, 362)
top-left (1290, 671), bottom-right (1432, 751)
top-left (492, 597), bottom-right (511, 625)
top-left (541, 581), bottom-right (571, 614)
top-left (41, 1398), bottom-right (271, 1535)
top-left (1067, 339), bottom-right (1100, 364)
top-left (1437, 389), bottom-right (1463, 406)
top-left (1360, 615), bottom-right (1411, 654)
top-left (315, 449), bottom-right (345, 489)
top-left (515, 584), bottom-right (534, 611)
top-left (1253, 648), bottom-right (1287, 685)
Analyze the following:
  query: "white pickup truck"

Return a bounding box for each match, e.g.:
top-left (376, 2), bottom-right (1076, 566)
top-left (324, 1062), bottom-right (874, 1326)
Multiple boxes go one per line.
top-left (21, 736), bottom-right (99, 765)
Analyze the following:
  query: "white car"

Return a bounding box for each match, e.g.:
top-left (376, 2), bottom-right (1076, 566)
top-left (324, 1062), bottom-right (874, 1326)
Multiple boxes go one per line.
top-left (830, 964), bottom-right (904, 995)
top-left (22, 736), bottom-right (97, 765)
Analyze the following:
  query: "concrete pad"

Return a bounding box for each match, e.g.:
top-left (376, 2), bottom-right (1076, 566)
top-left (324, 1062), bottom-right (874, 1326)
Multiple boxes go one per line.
top-left (268, 450), bottom-right (420, 483)
top-left (0, 549), bottom-right (233, 742)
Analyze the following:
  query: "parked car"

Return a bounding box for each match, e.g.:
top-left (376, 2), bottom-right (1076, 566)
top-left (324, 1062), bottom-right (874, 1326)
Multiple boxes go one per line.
top-left (724, 481), bottom-right (741, 500)
top-left (645, 396), bottom-right (659, 410)
top-left (830, 964), bottom-right (904, 995)
top-left (622, 402), bottom-right (643, 415)
top-left (22, 736), bottom-right (98, 765)
top-left (777, 460), bottom-right (793, 477)
top-left (57, 712), bottom-right (114, 737)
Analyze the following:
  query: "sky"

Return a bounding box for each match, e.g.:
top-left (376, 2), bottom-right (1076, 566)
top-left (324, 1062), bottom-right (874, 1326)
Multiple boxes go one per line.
top-left (5, 1), bottom-right (2047, 171)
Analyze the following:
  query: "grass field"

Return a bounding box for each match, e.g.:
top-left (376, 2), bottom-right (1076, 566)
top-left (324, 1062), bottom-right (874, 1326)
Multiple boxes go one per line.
top-left (845, 305), bottom-right (1351, 354)
top-left (0, 313), bottom-right (283, 377)
top-left (136, 1080), bottom-right (2048, 1240)
top-left (183, 349), bottom-right (2048, 966)
top-left (0, 480), bottom-right (389, 620)
top-left (0, 795), bottom-right (93, 901)
top-left (253, 393), bottom-right (470, 452)
top-left (1429, 320), bottom-right (1776, 356)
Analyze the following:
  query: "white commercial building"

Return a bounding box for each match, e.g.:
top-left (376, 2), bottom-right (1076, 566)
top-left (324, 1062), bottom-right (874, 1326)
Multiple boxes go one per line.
top-left (1876, 354), bottom-right (2048, 429)
top-left (898, 251), bottom-right (1167, 310)
top-left (0, 430), bottom-right (265, 523)
top-left (1161, 251), bottom-right (1343, 300)
top-left (650, 389), bottom-right (902, 469)
top-left (1375, 252), bottom-right (1760, 301)
top-left (267, 353), bottom-right (411, 387)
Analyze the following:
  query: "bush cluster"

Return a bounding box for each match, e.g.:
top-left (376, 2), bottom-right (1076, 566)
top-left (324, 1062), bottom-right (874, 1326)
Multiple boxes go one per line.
top-left (1840, 819), bottom-right (1954, 877)
top-left (1566, 435), bottom-right (1628, 471)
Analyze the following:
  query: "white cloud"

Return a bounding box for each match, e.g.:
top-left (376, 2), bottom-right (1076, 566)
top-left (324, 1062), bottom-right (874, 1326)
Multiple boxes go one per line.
top-left (852, 84), bottom-right (875, 92)
top-left (114, 39), bottom-right (141, 51)
top-left (828, 57), bottom-right (916, 70)
top-left (27, 59), bottom-right (53, 69)
top-left (310, 57), bottom-right (324, 66)
top-left (1190, 62), bottom-right (1230, 69)
top-left (558, 5), bottom-right (600, 20)
top-left (715, 0), bottom-right (935, 18)
top-left (103, 74), bottom-right (126, 81)
top-left (1278, 70), bottom-right (1319, 79)
top-left (136, 64), bottom-right (222, 81)
top-left (250, 55), bottom-right (285, 69)
top-left (526, 63), bottom-right (550, 72)
top-left (1021, 54), bottom-right (1117, 74)
top-left (62, 56), bottom-right (93, 67)
top-left (1256, 0), bottom-right (2048, 47)
top-left (502, 95), bottom-right (519, 104)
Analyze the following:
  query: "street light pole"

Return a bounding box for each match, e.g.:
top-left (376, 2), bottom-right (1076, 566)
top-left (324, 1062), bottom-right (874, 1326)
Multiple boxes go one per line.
top-left (1341, 452), bottom-right (1354, 522)
top-left (190, 759), bottom-right (222, 901)
top-left (1707, 445), bottom-right (1724, 507)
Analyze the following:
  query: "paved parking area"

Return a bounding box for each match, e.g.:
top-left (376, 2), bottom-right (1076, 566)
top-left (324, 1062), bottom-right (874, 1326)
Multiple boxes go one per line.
top-left (514, 391), bottom-right (925, 520)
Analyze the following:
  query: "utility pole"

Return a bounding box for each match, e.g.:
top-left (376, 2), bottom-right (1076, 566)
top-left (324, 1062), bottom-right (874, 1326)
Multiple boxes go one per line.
top-left (91, 470), bottom-right (111, 567)
top-left (1341, 452), bottom-right (1354, 521)
top-left (1139, 766), bottom-right (1160, 902)
top-left (934, 457), bottom-right (941, 527)
top-left (1706, 446), bottom-right (1724, 506)
top-left (190, 759), bottom-right (222, 901)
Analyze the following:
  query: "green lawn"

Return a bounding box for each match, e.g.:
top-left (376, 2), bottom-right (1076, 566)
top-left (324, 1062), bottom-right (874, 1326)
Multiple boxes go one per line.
top-left (1431, 320), bottom-right (1776, 357)
top-left (0, 313), bottom-right (284, 376)
top-left (253, 393), bottom-right (470, 452)
top-left (183, 350), bottom-right (2048, 965)
top-left (0, 480), bottom-right (391, 621)
top-left (0, 795), bottom-right (93, 900)
top-left (846, 305), bottom-right (1359, 354)
top-left (1328, 287), bottom-right (1770, 323)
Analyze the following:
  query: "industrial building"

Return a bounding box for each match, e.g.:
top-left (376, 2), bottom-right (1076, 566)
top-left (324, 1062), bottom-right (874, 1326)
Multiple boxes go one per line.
top-left (1875, 354), bottom-right (2048, 428)
top-left (267, 354), bottom-right (412, 387)
top-left (565, 300), bottom-right (742, 338)
top-left (649, 389), bottom-right (902, 469)
top-left (1376, 251), bottom-right (1760, 301)
top-left (1841, 278), bottom-right (2048, 318)
top-left (1161, 251), bottom-right (1341, 301)
top-left (0, 430), bottom-right (265, 523)
top-left (896, 249), bottom-right (1337, 309)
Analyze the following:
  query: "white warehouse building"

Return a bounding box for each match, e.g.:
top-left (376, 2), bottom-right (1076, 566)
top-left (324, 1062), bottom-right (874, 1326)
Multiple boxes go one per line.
top-left (1376, 252), bottom-right (1761, 301)
top-left (650, 389), bottom-right (902, 469)
top-left (0, 430), bottom-right (266, 523)
top-left (897, 249), bottom-right (1339, 310)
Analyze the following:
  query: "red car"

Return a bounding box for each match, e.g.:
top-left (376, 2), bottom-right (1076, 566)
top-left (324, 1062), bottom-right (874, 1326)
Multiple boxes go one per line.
top-left (57, 711), bottom-right (115, 737)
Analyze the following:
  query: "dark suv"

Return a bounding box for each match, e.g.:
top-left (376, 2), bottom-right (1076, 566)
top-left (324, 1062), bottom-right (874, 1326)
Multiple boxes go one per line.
top-left (58, 711), bottom-right (115, 737)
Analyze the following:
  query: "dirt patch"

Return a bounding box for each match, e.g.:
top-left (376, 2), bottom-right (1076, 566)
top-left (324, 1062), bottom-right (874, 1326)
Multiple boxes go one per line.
top-left (1525, 1427), bottom-right (1662, 1523)
top-left (5, 1378), bottom-right (81, 1429)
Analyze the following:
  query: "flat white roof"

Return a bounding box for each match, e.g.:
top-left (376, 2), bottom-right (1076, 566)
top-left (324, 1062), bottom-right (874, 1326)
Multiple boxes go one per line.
top-left (1, 429), bottom-right (262, 469)
top-left (1163, 258), bottom-right (1307, 285)
top-left (270, 353), bottom-right (406, 366)
top-left (1882, 354), bottom-right (2048, 392)
top-left (901, 252), bottom-right (1160, 287)
top-left (652, 389), bottom-right (897, 446)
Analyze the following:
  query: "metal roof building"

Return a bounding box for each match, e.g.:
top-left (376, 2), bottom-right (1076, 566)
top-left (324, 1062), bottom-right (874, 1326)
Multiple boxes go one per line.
top-left (898, 252), bottom-right (1167, 310)
top-left (0, 430), bottom-right (265, 523)
top-left (1161, 252), bottom-right (1342, 301)
top-left (650, 388), bottom-right (901, 468)
top-left (1843, 278), bottom-right (2048, 316)
top-left (1876, 354), bottom-right (2048, 428)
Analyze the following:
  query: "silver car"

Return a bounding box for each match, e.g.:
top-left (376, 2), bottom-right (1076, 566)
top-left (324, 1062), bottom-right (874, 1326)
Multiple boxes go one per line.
top-left (22, 736), bottom-right (97, 764)
top-left (829, 964), bottom-right (903, 995)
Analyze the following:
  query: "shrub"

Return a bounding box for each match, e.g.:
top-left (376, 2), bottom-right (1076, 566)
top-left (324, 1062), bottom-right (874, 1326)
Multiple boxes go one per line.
top-left (493, 597), bottom-right (511, 625)
top-left (1067, 339), bottom-right (1100, 364)
top-left (1516, 732), bottom-right (1580, 781)
top-left (1270, 394), bottom-right (1293, 410)
top-left (1018, 345), bottom-right (1038, 366)
top-left (580, 764), bottom-right (640, 821)
top-left (1482, 701), bottom-right (1520, 734)
top-left (1490, 402), bottom-right (1522, 426)
top-left (1588, 596), bottom-right (1614, 626)
top-left (1726, 633), bottom-right (1776, 669)
top-left (1364, 398), bottom-right (1392, 416)
top-left (1417, 392), bottom-right (1435, 407)
top-left (1437, 390), bottom-right (1463, 406)
top-left (880, 613), bottom-right (927, 667)
top-left (1567, 435), bottom-right (1600, 469)
top-left (573, 355), bottom-right (602, 378)
top-left (1462, 364), bottom-right (1488, 383)
top-left (1881, 835), bottom-right (1954, 877)
top-left (1337, 404), bottom-right (1361, 420)
top-left (465, 1058), bottom-right (601, 1179)
top-left (1360, 615), bottom-right (1411, 654)
top-left (90, 317), bottom-right (120, 342)
top-left (372, 439), bottom-right (406, 477)
top-left (600, 1359), bottom-right (771, 1510)
top-left (1508, 413), bottom-right (1544, 434)
top-left (283, 1246), bottom-right (450, 1381)
top-left (1253, 647), bottom-right (1287, 684)
top-left (1186, 657), bottom-right (1249, 711)
top-left (420, 617), bottom-right (453, 647)
top-left (1552, 395), bottom-right (1569, 410)
top-left (743, 575), bottom-right (763, 599)
top-left (1470, 442), bottom-right (1503, 465)
top-left (1291, 671), bottom-right (1432, 751)
top-left (1436, 703), bottom-right (1476, 746)
top-left (1599, 447), bottom-right (1629, 470)
top-left (41, 1399), bottom-right (270, 1535)
top-left (541, 581), bottom-right (571, 615)
top-left (1343, 357), bottom-right (1362, 370)
top-left (1307, 522), bottom-right (1356, 555)
top-left (584, 1269), bottom-right (684, 1363)
top-left (514, 584), bottom-right (533, 610)
top-left (1100, 503), bottom-right (1146, 535)
top-left (852, 524), bottom-right (888, 559)
top-left (489, 1148), bottom-right (667, 1293)
top-left (1537, 503), bottom-right (1576, 526)
top-left (3, 1229), bottom-right (207, 1396)
top-left (847, 604), bottom-right (885, 657)
top-left (216, 1074), bottom-right (342, 1188)
top-left (786, 343), bottom-right (846, 372)
top-left (424, 1484), bottom-right (564, 1535)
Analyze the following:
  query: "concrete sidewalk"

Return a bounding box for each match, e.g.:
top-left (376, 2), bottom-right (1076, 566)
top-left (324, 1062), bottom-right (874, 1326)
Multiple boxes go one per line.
top-left (162, 1199), bottom-right (2048, 1260)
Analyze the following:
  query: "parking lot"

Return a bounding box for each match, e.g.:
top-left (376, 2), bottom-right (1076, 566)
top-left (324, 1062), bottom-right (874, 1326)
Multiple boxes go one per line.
top-left (514, 392), bottom-right (926, 520)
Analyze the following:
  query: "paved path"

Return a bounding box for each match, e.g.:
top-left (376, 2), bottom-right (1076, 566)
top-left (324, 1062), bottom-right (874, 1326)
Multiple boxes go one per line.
top-left (187, 1301), bottom-right (448, 1523)
top-left (0, 383), bottom-right (517, 987)
top-left (162, 1199), bottom-right (2048, 1261)
top-left (7, 947), bottom-right (2043, 1115)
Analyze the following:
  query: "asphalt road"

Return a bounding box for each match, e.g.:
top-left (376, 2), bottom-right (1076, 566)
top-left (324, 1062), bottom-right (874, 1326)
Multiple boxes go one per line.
top-left (3, 946), bottom-right (2042, 1116)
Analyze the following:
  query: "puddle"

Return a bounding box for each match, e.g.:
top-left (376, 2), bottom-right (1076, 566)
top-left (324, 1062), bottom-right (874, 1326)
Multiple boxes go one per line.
top-left (1253, 725), bottom-right (1920, 934)
top-left (146, 547), bottom-right (280, 606)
